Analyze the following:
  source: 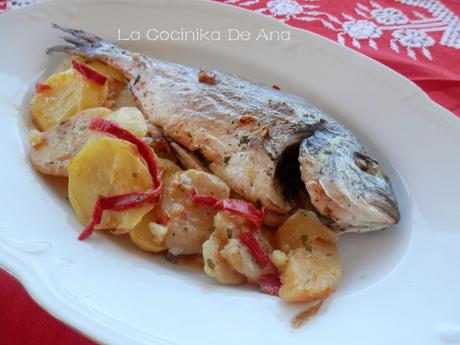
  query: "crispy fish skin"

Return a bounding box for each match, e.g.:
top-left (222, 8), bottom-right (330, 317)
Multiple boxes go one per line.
top-left (48, 24), bottom-right (400, 231)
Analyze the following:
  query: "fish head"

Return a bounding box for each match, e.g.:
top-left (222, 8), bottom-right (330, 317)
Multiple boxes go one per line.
top-left (298, 123), bottom-right (400, 232)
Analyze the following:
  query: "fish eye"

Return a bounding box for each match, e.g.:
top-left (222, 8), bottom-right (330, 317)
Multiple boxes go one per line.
top-left (354, 152), bottom-right (382, 176)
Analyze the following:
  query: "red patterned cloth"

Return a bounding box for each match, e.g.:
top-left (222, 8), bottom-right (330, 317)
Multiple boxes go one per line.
top-left (1, 0), bottom-right (459, 344)
top-left (0, 269), bottom-right (96, 345)
top-left (216, 0), bottom-right (460, 115)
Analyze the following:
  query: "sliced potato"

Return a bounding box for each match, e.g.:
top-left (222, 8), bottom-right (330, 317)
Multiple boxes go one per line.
top-left (202, 211), bottom-right (251, 284)
top-left (218, 213), bottom-right (273, 282)
top-left (203, 211), bottom-right (272, 284)
top-left (221, 238), bottom-right (262, 283)
top-left (158, 158), bottom-right (182, 181)
top-left (51, 56), bottom-right (127, 108)
top-left (203, 211), bottom-right (255, 284)
top-left (29, 106), bottom-right (155, 177)
top-left (264, 210), bottom-right (288, 228)
top-left (202, 233), bottom-right (245, 284)
top-left (275, 210), bottom-right (337, 253)
top-left (270, 249), bottom-right (288, 272)
top-left (213, 211), bottom-right (273, 252)
top-left (30, 107), bottom-right (112, 177)
top-left (30, 68), bottom-right (109, 130)
top-left (52, 56), bottom-right (125, 82)
top-left (73, 57), bottom-right (126, 83)
top-left (106, 107), bottom-right (148, 138)
top-left (113, 88), bottom-right (137, 109)
top-left (129, 159), bottom-right (181, 252)
top-left (28, 129), bottom-right (46, 147)
top-left (105, 80), bottom-right (125, 109)
top-left (129, 210), bottom-right (167, 253)
top-left (212, 210), bottom-right (251, 242)
top-left (73, 57), bottom-right (127, 107)
top-left (275, 209), bottom-right (342, 303)
top-left (68, 137), bottom-right (153, 230)
top-left (161, 169), bottom-right (230, 255)
top-left (279, 241), bottom-right (342, 303)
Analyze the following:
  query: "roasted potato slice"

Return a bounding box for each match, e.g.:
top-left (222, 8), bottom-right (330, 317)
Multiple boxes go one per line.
top-left (202, 211), bottom-right (251, 284)
top-left (203, 211), bottom-right (272, 284)
top-left (275, 210), bottom-right (337, 253)
top-left (220, 238), bottom-right (263, 283)
top-left (30, 68), bottom-right (109, 130)
top-left (77, 59), bottom-right (126, 83)
top-left (161, 169), bottom-right (230, 255)
top-left (105, 107), bottom-right (148, 138)
top-left (30, 106), bottom-right (153, 177)
top-left (279, 241), bottom-right (342, 303)
top-left (218, 213), bottom-right (273, 283)
top-left (113, 88), bottom-right (137, 108)
top-left (129, 158), bottom-right (181, 252)
top-left (29, 107), bottom-right (112, 177)
top-left (129, 210), bottom-right (167, 253)
top-left (203, 232), bottom-right (245, 284)
top-left (275, 209), bottom-right (342, 303)
top-left (72, 57), bottom-right (127, 107)
top-left (51, 56), bottom-right (126, 82)
top-left (68, 137), bottom-right (153, 230)
top-left (212, 210), bottom-right (250, 241)
top-left (56, 56), bottom-right (127, 97)
top-left (157, 158), bottom-right (182, 181)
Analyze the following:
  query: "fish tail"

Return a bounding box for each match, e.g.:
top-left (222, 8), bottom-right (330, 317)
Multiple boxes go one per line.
top-left (47, 23), bottom-right (120, 59)
top-left (47, 24), bottom-right (136, 78)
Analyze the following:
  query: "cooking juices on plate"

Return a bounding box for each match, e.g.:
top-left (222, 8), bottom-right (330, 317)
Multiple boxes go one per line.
top-left (28, 24), bottom-right (400, 316)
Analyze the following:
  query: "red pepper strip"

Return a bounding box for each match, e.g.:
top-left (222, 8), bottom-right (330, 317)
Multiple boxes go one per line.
top-left (35, 83), bottom-right (51, 92)
top-left (72, 60), bottom-right (108, 85)
top-left (215, 199), bottom-right (266, 228)
top-left (78, 119), bottom-right (163, 240)
top-left (239, 231), bottom-right (271, 268)
top-left (155, 140), bottom-right (169, 153)
top-left (272, 84), bottom-right (280, 90)
top-left (89, 118), bottom-right (161, 188)
top-left (258, 274), bottom-right (281, 296)
top-left (190, 186), bottom-right (220, 207)
top-left (179, 211), bottom-right (189, 220)
top-left (155, 214), bottom-right (170, 226)
top-left (78, 189), bottom-right (162, 240)
top-left (190, 187), bottom-right (265, 227)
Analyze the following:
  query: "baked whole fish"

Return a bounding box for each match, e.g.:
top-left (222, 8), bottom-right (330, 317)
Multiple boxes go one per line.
top-left (48, 24), bottom-right (400, 232)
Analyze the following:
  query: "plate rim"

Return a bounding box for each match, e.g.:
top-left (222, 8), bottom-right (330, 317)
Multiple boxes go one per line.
top-left (0, 0), bottom-right (459, 344)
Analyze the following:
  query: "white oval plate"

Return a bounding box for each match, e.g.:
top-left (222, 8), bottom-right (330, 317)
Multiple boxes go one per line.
top-left (1, 0), bottom-right (460, 344)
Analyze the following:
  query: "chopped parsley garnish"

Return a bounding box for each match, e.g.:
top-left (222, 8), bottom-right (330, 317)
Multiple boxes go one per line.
top-left (300, 235), bottom-right (312, 252)
top-left (239, 135), bottom-right (250, 146)
top-left (207, 258), bottom-right (216, 269)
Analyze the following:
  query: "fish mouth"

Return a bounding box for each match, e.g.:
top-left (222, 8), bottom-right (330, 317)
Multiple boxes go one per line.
top-left (271, 121), bottom-right (326, 211)
top-left (275, 143), bottom-right (309, 206)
